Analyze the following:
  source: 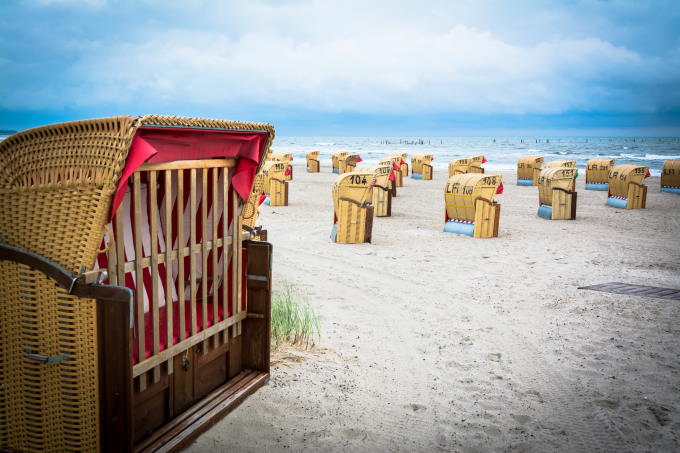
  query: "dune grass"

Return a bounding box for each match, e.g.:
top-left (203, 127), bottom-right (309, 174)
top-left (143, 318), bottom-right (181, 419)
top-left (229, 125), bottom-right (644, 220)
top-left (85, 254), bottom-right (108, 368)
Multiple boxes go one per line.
top-left (271, 284), bottom-right (320, 349)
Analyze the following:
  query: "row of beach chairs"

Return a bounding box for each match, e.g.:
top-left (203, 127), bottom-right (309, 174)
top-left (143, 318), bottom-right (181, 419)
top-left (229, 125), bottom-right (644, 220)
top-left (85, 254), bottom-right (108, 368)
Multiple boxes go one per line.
top-left (307, 151), bottom-right (679, 243)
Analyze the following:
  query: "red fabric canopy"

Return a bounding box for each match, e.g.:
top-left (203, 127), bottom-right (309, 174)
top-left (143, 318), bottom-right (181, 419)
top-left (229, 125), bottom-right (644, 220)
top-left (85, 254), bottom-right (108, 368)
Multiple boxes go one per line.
top-left (111, 126), bottom-right (270, 219)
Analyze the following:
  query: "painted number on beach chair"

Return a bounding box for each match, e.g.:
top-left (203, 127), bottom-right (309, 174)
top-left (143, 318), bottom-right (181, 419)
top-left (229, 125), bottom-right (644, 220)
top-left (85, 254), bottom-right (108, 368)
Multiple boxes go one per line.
top-left (349, 175), bottom-right (369, 185)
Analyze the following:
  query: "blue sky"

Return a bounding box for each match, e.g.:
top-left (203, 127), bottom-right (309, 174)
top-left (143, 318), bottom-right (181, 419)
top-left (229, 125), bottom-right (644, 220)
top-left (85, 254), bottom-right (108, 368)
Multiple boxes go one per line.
top-left (1, 0), bottom-right (679, 135)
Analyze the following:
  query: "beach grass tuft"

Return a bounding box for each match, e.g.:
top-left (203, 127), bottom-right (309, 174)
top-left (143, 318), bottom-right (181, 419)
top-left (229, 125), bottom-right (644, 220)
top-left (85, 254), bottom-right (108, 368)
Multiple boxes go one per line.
top-left (271, 283), bottom-right (320, 349)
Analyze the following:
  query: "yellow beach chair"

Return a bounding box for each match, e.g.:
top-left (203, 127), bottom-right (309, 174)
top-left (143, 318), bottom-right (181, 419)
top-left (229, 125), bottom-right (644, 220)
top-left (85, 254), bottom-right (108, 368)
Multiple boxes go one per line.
top-left (340, 153), bottom-right (363, 174)
top-left (661, 160), bottom-right (680, 194)
top-left (331, 171), bottom-right (375, 243)
top-left (306, 150), bottom-right (320, 173)
top-left (448, 158), bottom-right (470, 176)
top-left (387, 154), bottom-right (405, 187)
top-left (537, 167), bottom-right (578, 220)
top-left (356, 164), bottom-right (392, 217)
top-left (606, 164), bottom-right (649, 209)
top-left (412, 154), bottom-right (434, 180)
top-left (379, 157), bottom-right (399, 197)
top-left (444, 174), bottom-right (502, 238)
top-left (400, 153), bottom-right (409, 176)
top-left (544, 160), bottom-right (577, 191)
top-left (517, 156), bottom-right (544, 186)
top-left (332, 151), bottom-right (349, 174)
top-left (468, 155), bottom-right (487, 173)
top-left (0, 115), bottom-right (274, 452)
top-left (262, 160), bottom-right (288, 206)
top-left (586, 158), bottom-right (615, 190)
top-left (242, 172), bottom-right (268, 240)
top-left (269, 152), bottom-right (293, 180)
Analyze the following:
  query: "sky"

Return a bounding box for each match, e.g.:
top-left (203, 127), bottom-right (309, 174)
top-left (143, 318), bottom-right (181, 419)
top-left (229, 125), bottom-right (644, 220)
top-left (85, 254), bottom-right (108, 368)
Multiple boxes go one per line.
top-left (1, 0), bottom-right (679, 135)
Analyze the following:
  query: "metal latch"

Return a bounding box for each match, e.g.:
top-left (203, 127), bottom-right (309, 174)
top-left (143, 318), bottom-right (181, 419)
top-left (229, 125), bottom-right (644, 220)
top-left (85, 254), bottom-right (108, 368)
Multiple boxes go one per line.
top-left (25, 350), bottom-right (70, 363)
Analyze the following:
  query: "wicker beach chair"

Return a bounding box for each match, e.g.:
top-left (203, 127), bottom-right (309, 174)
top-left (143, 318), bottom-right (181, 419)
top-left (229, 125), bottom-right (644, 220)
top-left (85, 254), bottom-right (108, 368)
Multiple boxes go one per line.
top-left (517, 156), bottom-right (544, 186)
top-left (331, 171), bottom-right (375, 243)
top-left (400, 153), bottom-right (409, 176)
top-left (379, 157), bottom-right (399, 197)
top-left (544, 160), bottom-right (577, 191)
top-left (269, 152), bottom-right (293, 181)
top-left (355, 164), bottom-right (392, 217)
top-left (606, 164), bottom-right (650, 209)
top-left (586, 158), bottom-right (615, 190)
top-left (661, 160), bottom-right (680, 194)
top-left (0, 115), bottom-right (275, 452)
top-left (389, 153), bottom-right (406, 187)
top-left (537, 167), bottom-right (578, 220)
top-left (411, 154), bottom-right (433, 180)
top-left (241, 172), bottom-right (267, 240)
top-left (444, 174), bottom-right (503, 238)
top-left (306, 150), bottom-right (320, 173)
top-left (448, 158), bottom-right (470, 176)
top-left (331, 151), bottom-right (349, 174)
top-left (545, 159), bottom-right (576, 169)
top-left (340, 154), bottom-right (362, 174)
top-left (468, 155), bottom-right (487, 174)
top-left (262, 160), bottom-right (288, 206)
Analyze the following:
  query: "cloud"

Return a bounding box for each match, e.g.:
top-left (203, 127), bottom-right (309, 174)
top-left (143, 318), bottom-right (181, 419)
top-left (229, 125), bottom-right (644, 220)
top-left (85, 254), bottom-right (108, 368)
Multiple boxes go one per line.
top-left (1, 0), bottom-right (679, 120)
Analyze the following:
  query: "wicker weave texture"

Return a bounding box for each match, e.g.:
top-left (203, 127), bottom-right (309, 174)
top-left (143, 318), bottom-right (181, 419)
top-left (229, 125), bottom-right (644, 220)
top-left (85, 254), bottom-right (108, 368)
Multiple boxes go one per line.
top-left (0, 263), bottom-right (99, 452)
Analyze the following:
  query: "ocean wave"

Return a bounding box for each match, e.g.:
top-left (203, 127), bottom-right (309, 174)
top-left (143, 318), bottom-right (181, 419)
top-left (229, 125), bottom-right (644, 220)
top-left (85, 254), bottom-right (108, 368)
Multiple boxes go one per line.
top-left (644, 153), bottom-right (680, 160)
top-left (314, 142), bottom-right (336, 146)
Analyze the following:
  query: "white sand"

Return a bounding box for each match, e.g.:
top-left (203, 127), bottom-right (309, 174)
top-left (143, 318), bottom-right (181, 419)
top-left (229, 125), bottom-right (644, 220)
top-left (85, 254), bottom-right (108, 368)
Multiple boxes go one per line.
top-left (188, 163), bottom-right (680, 452)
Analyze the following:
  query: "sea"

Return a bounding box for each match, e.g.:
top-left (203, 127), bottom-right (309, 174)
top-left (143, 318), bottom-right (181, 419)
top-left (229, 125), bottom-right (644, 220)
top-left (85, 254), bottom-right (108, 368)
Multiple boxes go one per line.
top-left (272, 136), bottom-right (680, 176)
top-left (1, 133), bottom-right (678, 175)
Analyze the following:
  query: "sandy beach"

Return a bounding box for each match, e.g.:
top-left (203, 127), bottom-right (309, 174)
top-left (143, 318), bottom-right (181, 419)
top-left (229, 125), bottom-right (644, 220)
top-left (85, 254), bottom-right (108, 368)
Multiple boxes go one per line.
top-left (188, 163), bottom-right (680, 452)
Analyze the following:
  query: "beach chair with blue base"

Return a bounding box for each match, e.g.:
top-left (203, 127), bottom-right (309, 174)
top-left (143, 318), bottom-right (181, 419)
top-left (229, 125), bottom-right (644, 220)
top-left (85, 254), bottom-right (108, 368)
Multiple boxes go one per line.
top-left (606, 164), bottom-right (649, 209)
top-left (262, 160), bottom-right (288, 206)
top-left (339, 154), bottom-right (362, 174)
top-left (444, 174), bottom-right (503, 238)
top-left (536, 167), bottom-right (578, 220)
top-left (585, 158), bottom-right (614, 190)
top-left (332, 151), bottom-right (349, 174)
top-left (661, 160), bottom-right (680, 194)
top-left (517, 156), bottom-right (544, 186)
top-left (411, 154), bottom-right (433, 180)
top-left (306, 150), bottom-right (320, 173)
top-left (331, 172), bottom-right (375, 243)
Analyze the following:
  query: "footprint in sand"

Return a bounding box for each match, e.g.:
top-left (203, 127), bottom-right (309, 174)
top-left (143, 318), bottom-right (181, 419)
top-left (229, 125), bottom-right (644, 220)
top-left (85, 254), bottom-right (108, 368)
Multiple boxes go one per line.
top-left (487, 352), bottom-right (502, 362)
top-left (404, 403), bottom-right (427, 412)
top-left (511, 414), bottom-right (531, 425)
top-left (459, 336), bottom-right (473, 346)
